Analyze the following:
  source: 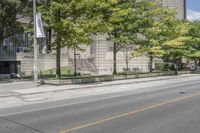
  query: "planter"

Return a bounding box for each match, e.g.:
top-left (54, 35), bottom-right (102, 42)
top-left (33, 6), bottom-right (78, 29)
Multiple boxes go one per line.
top-left (42, 71), bottom-right (190, 85)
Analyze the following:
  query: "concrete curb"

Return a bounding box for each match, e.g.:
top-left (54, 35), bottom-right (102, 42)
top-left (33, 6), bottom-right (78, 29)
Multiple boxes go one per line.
top-left (65, 74), bottom-right (197, 90)
top-left (42, 71), bottom-right (184, 85)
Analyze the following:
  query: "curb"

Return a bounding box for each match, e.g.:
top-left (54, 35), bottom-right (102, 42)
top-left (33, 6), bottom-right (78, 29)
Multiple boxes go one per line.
top-left (66, 74), bottom-right (196, 90)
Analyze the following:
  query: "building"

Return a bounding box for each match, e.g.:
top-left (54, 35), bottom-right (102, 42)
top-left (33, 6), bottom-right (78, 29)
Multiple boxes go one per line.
top-left (162, 0), bottom-right (187, 19)
top-left (0, 0), bottom-right (187, 76)
top-left (76, 0), bottom-right (187, 75)
top-left (0, 18), bottom-right (63, 76)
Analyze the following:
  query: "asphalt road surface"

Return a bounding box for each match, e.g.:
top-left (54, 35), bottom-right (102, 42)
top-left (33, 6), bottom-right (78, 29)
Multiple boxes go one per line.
top-left (0, 76), bottom-right (200, 133)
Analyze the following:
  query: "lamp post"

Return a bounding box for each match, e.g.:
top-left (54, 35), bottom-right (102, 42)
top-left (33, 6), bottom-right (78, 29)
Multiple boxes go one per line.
top-left (33, 0), bottom-right (38, 86)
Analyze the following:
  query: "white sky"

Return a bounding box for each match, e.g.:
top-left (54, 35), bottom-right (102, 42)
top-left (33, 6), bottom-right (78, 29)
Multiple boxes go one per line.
top-left (187, 9), bottom-right (200, 21)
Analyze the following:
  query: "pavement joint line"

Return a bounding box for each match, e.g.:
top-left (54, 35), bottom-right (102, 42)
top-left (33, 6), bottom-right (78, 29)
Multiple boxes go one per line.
top-left (58, 92), bottom-right (200, 133)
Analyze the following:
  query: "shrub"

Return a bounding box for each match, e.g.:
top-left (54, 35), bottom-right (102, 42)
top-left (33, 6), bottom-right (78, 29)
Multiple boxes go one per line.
top-left (155, 62), bottom-right (172, 71)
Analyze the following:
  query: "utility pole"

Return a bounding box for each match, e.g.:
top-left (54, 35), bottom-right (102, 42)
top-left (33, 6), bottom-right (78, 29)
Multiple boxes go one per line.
top-left (33, 0), bottom-right (38, 86)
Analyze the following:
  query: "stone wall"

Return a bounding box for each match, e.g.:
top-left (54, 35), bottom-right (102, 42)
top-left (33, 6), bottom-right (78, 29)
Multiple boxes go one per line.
top-left (17, 53), bottom-right (69, 75)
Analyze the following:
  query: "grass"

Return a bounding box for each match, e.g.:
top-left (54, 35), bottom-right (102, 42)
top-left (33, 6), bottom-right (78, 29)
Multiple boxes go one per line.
top-left (23, 66), bottom-right (92, 79)
top-left (30, 66), bottom-right (186, 80)
top-left (38, 67), bottom-right (167, 79)
top-left (38, 66), bottom-right (74, 79)
top-left (117, 71), bottom-right (151, 75)
top-left (41, 66), bottom-right (74, 75)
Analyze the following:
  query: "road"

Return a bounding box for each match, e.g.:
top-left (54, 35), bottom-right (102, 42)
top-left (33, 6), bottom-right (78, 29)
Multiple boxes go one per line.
top-left (0, 76), bottom-right (200, 133)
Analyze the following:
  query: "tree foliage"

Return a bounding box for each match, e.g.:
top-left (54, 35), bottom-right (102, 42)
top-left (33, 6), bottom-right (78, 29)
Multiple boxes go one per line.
top-left (186, 21), bottom-right (200, 60)
top-left (0, 0), bottom-right (31, 44)
top-left (40, 0), bottom-right (192, 74)
top-left (130, 0), bottom-right (173, 72)
top-left (183, 20), bottom-right (200, 70)
top-left (132, 1), bottom-right (191, 72)
top-left (40, 0), bottom-right (112, 77)
top-left (102, 0), bottom-right (132, 74)
top-left (103, 0), bottom-right (166, 74)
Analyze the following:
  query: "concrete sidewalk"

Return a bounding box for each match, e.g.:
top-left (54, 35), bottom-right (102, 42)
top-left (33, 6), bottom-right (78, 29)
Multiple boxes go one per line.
top-left (0, 74), bottom-right (199, 109)
top-left (0, 74), bottom-right (198, 97)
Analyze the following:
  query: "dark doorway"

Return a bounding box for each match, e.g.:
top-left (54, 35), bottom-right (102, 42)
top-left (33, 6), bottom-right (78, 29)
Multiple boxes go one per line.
top-left (0, 61), bottom-right (19, 74)
top-left (0, 62), bottom-right (10, 74)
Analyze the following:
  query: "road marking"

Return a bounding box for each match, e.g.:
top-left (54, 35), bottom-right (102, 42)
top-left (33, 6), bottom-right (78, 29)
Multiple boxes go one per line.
top-left (58, 92), bottom-right (200, 133)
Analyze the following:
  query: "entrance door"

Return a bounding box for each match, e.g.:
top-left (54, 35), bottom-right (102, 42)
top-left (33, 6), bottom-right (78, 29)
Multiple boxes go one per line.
top-left (0, 62), bottom-right (10, 74)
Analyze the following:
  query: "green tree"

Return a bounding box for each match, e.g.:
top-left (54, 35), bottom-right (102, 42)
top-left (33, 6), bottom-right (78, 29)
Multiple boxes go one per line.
top-left (132, 3), bottom-right (179, 73)
top-left (105, 0), bottom-right (132, 75)
top-left (162, 20), bottom-right (191, 74)
top-left (104, 0), bottom-right (161, 74)
top-left (40, 0), bottom-right (111, 78)
top-left (0, 0), bottom-right (31, 44)
top-left (186, 20), bottom-right (200, 70)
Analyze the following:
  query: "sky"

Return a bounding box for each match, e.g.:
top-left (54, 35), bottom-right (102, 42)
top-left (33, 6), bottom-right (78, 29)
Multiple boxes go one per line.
top-left (187, 0), bottom-right (200, 20)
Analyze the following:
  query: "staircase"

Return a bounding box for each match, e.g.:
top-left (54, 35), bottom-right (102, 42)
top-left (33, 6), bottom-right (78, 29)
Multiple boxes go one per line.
top-left (69, 58), bottom-right (97, 74)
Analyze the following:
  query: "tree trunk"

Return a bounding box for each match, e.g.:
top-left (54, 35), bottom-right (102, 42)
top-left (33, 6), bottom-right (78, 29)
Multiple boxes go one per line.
top-left (174, 58), bottom-right (178, 75)
top-left (194, 59), bottom-right (198, 71)
top-left (56, 35), bottom-right (61, 79)
top-left (125, 45), bottom-right (129, 72)
top-left (125, 59), bottom-right (129, 72)
top-left (0, 32), bottom-right (4, 45)
top-left (149, 56), bottom-right (153, 73)
top-left (56, 10), bottom-right (61, 79)
top-left (113, 43), bottom-right (117, 75)
top-left (74, 47), bottom-right (77, 76)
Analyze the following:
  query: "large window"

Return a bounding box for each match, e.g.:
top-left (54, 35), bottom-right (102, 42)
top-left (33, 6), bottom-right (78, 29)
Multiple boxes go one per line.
top-left (0, 32), bottom-right (32, 55)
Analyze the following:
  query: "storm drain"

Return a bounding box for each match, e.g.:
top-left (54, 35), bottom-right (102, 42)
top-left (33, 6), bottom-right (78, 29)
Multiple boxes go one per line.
top-left (179, 92), bottom-right (186, 94)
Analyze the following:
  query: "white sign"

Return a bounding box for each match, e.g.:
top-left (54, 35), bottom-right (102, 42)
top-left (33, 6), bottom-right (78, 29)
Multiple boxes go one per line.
top-left (36, 12), bottom-right (45, 38)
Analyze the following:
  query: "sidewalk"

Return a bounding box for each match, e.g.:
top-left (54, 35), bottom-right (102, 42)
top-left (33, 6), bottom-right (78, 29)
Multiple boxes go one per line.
top-left (0, 74), bottom-right (198, 97)
top-left (0, 74), bottom-right (199, 109)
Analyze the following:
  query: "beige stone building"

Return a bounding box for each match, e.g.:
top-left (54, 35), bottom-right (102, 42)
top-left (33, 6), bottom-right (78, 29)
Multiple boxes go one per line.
top-left (162, 0), bottom-right (186, 19)
top-left (0, 0), bottom-right (187, 76)
top-left (70, 0), bottom-right (187, 75)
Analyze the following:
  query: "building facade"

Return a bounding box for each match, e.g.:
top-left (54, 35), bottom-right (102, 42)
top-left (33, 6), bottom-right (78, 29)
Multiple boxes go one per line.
top-left (162, 0), bottom-right (187, 19)
top-left (0, 0), bottom-right (187, 76)
top-left (79, 0), bottom-right (187, 75)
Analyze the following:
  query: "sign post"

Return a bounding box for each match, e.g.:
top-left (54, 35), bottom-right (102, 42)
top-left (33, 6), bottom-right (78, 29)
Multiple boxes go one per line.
top-left (33, 0), bottom-right (45, 86)
top-left (33, 0), bottom-right (38, 86)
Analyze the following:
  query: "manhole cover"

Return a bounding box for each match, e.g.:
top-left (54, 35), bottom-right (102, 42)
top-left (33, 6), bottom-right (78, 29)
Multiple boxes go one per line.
top-left (179, 92), bottom-right (186, 94)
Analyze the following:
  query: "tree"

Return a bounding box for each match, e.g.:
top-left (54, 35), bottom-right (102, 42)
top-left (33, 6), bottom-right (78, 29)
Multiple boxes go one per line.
top-left (99, 0), bottom-right (131, 75)
top-left (40, 0), bottom-right (111, 78)
top-left (121, 45), bottom-right (134, 72)
top-left (0, 0), bottom-right (31, 44)
top-left (186, 20), bottom-right (200, 70)
top-left (132, 2), bottom-right (179, 73)
top-left (104, 0), bottom-right (161, 74)
top-left (161, 20), bottom-right (191, 74)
